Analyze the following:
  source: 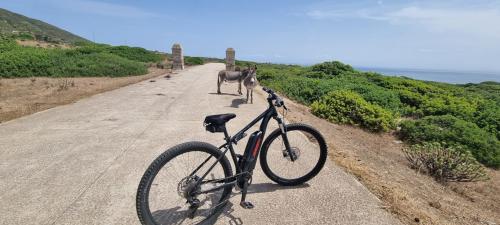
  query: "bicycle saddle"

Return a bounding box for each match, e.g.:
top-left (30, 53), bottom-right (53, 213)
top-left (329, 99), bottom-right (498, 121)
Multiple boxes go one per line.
top-left (204, 113), bottom-right (236, 126)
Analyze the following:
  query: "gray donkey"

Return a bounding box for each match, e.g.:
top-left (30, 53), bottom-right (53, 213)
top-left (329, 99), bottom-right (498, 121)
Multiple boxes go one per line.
top-left (243, 65), bottom-right (258, 103)
top-left (217, 66), bottom-right (257, 96)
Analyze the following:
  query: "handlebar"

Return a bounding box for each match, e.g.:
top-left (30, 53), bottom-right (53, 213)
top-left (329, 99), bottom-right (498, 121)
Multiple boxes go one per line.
top-left (262, 87), bottom-right (286, 109)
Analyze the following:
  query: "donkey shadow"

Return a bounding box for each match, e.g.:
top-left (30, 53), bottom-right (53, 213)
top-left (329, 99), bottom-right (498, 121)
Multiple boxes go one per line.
top-left (208, 92), bottom-right (240, 97)
top-left (229, 98), bottom-right (246, 108)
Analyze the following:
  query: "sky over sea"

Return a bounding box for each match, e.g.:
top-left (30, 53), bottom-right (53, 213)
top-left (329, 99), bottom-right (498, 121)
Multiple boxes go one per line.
top-left (1, 0), bottom-right (500, 74)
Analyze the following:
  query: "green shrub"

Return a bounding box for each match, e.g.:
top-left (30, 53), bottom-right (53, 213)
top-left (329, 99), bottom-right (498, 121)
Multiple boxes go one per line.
top-left (311, 61), bottom-right (354, 76)
top-left (0, 39), bottom-right (155, 77)
top-left (184, 56), bottom-right (204, 65)
top-left (0, 38), bottom-right (17, 52)
top-left (397, 89), bottom-right (424, 108)
top-left (402, 142), bottom-right (488, 182)
top-left (254, 61), bottom-right (499, 168)
top-left (51, 53), bottom-right (147, 77)
top-left (74, 43), bottom-right (163, 63)
top-left (0, 46), bottom-right (147, 77)
top-left (108, 46), bottom-right (163, 62)
top-left (303, 71), bottom-right (330, 79)
top-left (75, 43), bottom-right (108, 54)
top-left (311, 90), bottom-right (395, 132)
top-left (462, 81), bottom-right (500, 104)
top-left (258, 68), bottom-right (402, 111)
top-left (473, 101), bottom-right (500, 139)
top-left (399, 115), bottom-right (500, 168)
top-left (15, 32), bottom-right (35, 40)
top-left (417, 95), bottom-right (477, 120)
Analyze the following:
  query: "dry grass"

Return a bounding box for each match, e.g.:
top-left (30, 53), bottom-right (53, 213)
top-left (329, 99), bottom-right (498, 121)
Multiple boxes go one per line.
top-left (259, 90), bottom-right (500, 225)
top-left (0, 67), bottom-right (170, 123)
top-left (15, 40), bottom-right (72, 49)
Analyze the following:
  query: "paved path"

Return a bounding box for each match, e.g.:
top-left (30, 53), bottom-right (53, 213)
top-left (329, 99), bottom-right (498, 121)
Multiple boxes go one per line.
top-left (0, 63), bottom-right (401, 225)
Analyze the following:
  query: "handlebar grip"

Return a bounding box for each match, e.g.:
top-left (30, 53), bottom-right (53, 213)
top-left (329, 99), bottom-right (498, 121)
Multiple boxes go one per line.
top-left (263, 87), bottom-right (274, 94)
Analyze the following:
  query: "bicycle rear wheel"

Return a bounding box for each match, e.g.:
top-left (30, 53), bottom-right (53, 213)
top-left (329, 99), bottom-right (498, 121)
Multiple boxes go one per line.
top-left (136, 142), bottom-right (233, 225)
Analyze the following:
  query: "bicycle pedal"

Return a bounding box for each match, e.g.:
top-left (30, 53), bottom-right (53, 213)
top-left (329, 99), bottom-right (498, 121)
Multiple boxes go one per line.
top-left (240, 201), bottom-right (254, 209)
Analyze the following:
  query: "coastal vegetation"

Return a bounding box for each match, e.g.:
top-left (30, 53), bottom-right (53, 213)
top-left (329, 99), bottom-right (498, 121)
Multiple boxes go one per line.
top-left (0, 36), bottom-right (164, 77)
top-left (237, 60), bottom-right (500, 170)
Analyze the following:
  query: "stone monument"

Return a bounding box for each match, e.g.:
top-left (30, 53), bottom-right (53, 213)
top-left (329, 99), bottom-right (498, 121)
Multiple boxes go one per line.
top-left (225, 48), bottom-right (235, 71)
top-left (171, 43), bottom-right (184, 70)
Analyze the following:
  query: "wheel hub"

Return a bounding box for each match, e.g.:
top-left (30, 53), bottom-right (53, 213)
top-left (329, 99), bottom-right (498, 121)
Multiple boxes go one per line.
top-left (282, 147), bottom-right (300, 161)
top-left (177, 176), bottom-right (200, 198)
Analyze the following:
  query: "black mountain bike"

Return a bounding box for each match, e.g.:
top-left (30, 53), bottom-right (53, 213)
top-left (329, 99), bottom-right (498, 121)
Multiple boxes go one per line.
top-left (136, 87), bottom-right (328, 225)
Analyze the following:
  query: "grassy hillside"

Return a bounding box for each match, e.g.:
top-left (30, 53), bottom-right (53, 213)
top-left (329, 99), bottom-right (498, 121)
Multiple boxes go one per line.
top-left (237, 60), bottom-right (500, 170)
top-left (0, 8), bottom-right (87, 44)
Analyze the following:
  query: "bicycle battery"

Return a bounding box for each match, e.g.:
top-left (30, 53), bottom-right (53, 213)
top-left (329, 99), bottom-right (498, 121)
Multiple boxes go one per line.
top-left (239, 131), bottom-right (263, 173)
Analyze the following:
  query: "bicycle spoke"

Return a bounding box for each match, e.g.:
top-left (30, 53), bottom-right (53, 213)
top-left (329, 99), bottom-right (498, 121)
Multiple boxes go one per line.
top-left (146, 150), bottom-right (229, 225)
top-left (267, 130), bottom-right (321, 179)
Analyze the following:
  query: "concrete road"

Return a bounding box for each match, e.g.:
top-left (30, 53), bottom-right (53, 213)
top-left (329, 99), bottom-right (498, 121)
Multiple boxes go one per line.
top-left (0, 63), bottom-right (401, 225)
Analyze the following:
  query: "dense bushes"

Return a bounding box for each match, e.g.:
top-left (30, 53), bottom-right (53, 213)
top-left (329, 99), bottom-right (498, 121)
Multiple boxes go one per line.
top-left (311, 61), bottom-right (354, 76)
top-left (0, 46), bottom-right (147, 77)
top-left (474, 101), bottom-right (500, 139)
top-left (75, 43), bottom-right (163, 63)
top-left (258, 68), bottom-right (402, 110)
top-left (184, 56), bottom-right (204, 65)
top-left (256, 60), bottom-right (500, 169)
top-left (0, 39), bottom-right (162, 77)
top-left (402, 142), bottom-right (487, 182)
top-left (462, 81), bottom-right (500, 104)
top-left (400, 115), bottom-right (500, 168)
top-left (107, 46), bottom-right (163, 62)
top-left (311, 90), bottom-right (395, 132)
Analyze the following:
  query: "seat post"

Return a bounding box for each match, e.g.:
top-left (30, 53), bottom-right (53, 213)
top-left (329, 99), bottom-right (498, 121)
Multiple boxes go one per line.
top-left (222, 126), bottom-right (230, 141)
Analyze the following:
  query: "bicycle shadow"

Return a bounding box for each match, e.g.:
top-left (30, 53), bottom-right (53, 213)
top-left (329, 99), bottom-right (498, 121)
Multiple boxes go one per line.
top-left (246, 182), bottom-right (310, 194)
top-left (149, 182), bottom-right (310, 225)
top-left (150, 193), bottom-right (226, 225)
top-left (214, 182), bottom-right (311, 225)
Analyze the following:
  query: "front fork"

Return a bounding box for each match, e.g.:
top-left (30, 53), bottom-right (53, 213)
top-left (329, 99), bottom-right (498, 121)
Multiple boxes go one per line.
top-left (275, 116), bottom-right (295, 162)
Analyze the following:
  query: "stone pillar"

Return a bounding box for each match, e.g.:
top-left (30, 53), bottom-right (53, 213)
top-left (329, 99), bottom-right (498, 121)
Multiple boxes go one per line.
top-left (171, 43), bottom-right (184, 70)
top-left (225, 48), bottom-right (235, 71)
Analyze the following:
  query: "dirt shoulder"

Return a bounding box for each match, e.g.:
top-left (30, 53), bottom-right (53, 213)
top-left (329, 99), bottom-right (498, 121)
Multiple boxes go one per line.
top-left (0, 67), bottom-right (170, 123)
top-left (255, 89), bottom-right (500, 225)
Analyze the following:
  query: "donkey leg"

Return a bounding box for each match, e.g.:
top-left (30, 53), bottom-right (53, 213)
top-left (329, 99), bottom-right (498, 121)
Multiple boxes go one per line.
top-left (217, 75), bottom-right (221, 94)
top-left (251, 89), bottom-right (253, 104)
top-left (246, 89), bottom-right (249, 103)
top-left (239, 82), bottom-right (242, 95)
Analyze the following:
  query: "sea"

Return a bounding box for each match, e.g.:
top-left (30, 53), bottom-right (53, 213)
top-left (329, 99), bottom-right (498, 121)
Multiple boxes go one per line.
top-left (356, 67), bottom-right (500, 84)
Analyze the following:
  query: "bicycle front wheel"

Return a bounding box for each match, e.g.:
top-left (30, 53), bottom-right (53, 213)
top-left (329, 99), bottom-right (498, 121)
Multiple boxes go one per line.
top-left (260, 123), bottom-right (328, 186)
top-left (136, 141), bottom-right (233, 225)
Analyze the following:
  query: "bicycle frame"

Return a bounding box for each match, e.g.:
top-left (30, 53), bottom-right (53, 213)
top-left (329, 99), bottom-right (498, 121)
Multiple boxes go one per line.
top-left (191, 98), bottom-right (292, 195)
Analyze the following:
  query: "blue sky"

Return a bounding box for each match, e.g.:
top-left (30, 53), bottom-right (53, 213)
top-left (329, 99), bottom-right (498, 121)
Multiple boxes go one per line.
top-left (1, 0), bottom-right (500, 72)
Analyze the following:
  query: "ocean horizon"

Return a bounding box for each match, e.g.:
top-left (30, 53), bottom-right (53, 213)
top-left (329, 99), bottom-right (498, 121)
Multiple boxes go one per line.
top-left (355, 66), bottom-right (500, 84)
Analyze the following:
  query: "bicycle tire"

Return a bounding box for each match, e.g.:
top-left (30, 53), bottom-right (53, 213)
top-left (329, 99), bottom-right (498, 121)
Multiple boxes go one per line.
top-left (136, 141), bottom-right (233, 225)
top-left (260, 123), bottom-right (328, 186)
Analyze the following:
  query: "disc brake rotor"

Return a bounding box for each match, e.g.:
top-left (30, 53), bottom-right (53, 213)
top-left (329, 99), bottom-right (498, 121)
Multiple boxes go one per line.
top-left (177, 176), bottom-right (200, 198)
